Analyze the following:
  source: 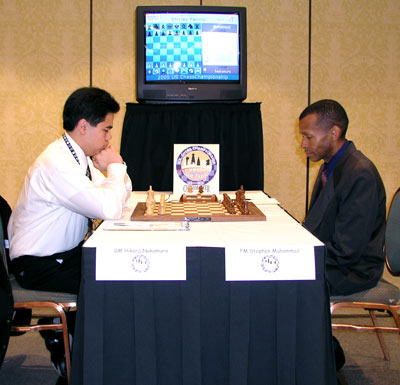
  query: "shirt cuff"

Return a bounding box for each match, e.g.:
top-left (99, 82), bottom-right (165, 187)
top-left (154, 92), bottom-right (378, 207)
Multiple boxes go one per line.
top-left (107, 162), bottom-right (127, 178)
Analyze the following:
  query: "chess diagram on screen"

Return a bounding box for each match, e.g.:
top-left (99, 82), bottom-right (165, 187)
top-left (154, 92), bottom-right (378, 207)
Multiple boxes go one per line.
top-left (145, 22), bottom-right (203, 80)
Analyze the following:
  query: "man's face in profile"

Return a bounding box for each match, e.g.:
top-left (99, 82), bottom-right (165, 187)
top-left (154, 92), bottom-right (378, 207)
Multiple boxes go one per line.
top-left (84, 113), bottom-right (114, 157)
top-left (299, 113), bottom-right (336, 163)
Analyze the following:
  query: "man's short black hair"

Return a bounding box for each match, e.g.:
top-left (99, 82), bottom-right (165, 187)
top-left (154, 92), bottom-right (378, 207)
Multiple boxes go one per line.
top-left (299, 99), bottom-right (349, 138)
top-left (63, 87), bottom-right (120, 131)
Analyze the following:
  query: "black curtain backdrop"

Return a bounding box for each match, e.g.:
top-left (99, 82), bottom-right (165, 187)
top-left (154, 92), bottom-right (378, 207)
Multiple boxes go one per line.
top-left (120, 103), bottom-right (264, 192)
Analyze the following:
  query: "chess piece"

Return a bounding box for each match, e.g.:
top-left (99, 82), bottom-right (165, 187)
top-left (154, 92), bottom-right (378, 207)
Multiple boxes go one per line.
top-left (145, 186), bottom-right (155, 216)
top-left (187, 185), bottom-right (193, 193)
top-left (147, 185), bottom-right (155, 201)
top-left (242, 200), bottom-right (249, 215)
top-left (160, 193), bottom-right (166, 204)
top-left (159, 193), bottom-right (166, 215)
top-left (198, 185), bottom-right (204, 194)
top-left (145, 201), bottom-right (154, 216)
top-left (148, 186), bottom-right (156, 206)
top-left (222, 193), bottom-right (235, 214)
top-left (235, 185), bottom-right (245, 203)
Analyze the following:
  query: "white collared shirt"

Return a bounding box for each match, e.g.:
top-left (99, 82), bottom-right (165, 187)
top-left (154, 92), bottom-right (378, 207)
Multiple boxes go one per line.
top-left (8, 133), bottom-right (132, 259)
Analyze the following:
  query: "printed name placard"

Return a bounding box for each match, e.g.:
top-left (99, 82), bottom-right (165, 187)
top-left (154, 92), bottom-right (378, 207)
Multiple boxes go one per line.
top-left (95, 245), bottom-right (186, 281)
top-left (225, 245), bottom-right (316, 281)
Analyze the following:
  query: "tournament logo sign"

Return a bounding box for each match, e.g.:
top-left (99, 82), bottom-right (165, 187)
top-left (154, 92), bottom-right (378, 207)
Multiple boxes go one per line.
top-left (176, 145), bottom-right (217, 186)
top-left (131, 255), bottom-right (150, 273)
top-left (261, 255), bottom-right (279, 273)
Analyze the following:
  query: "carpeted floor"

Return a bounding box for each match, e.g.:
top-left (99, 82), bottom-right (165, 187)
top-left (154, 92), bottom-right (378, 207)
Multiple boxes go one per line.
top-left (0, 329), bottom-right (60, 385)
top-left (1, 317), bottom-right (399, 385)
top-left (333, 268), bottom-right (400, 385)
top-left (334, 318), bottom-right (400, 385)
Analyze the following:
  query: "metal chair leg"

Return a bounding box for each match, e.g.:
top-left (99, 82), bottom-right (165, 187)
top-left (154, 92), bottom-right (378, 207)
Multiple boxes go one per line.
top-left (369, 310), bottom-right (390, 360)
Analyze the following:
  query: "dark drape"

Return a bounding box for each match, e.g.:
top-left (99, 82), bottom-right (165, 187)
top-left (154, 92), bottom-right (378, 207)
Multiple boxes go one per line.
top-left (120, 103), bottom-right (264, 191)
top-left (71, 246), bottom-right (336, 385)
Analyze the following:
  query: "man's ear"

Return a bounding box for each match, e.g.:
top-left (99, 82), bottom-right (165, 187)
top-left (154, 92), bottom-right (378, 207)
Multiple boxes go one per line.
top-left (331, 125), bottom-right (342, 141)
top-left (77, 118), bottom-right (88, 135)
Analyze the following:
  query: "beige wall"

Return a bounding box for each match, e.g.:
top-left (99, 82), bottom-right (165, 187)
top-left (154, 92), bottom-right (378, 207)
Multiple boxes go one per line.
top-left (1, 0), bottom-right (399, 221)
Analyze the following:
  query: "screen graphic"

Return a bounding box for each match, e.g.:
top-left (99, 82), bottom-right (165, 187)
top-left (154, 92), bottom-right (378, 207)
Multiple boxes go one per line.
top-left (144, 12), bottom-right (240, 82)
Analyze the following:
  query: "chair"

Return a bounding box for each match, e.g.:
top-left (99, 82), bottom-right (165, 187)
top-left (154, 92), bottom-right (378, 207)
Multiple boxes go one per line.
top-left (9, 277), bottom-right (77, 383)
top-left (0, 196), bottom-right (77, 383)
top-left (330, 188), bottom-right (400, 361)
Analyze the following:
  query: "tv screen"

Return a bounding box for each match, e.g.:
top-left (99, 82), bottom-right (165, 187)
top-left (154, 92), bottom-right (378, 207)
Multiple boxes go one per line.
top-left (136, 6), bottom-right (247, 103)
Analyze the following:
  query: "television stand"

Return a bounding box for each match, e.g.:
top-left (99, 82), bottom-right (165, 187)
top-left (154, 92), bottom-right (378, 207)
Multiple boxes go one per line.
top-left (120, 102), bottom-right (264, 192)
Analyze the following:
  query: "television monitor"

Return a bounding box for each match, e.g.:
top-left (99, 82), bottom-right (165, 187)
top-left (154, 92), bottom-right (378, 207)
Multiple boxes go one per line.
top-left (136, 6), bottom-right (247, 103)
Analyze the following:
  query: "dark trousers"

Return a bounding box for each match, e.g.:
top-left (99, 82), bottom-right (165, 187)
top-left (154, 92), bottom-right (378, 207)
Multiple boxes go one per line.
top-left (11, 243), bottom-right (82, 295)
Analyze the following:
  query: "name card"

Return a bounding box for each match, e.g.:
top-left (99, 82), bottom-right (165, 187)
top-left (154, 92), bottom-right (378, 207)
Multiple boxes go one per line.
top-left (95, 245), bottom-right (186, 281)
top-left (225, 245), bottom-right (316, 281)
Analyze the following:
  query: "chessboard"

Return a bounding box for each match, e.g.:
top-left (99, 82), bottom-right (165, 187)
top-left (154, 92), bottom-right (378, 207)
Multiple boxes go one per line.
top-left (131, 200), bottom-right (266, 222)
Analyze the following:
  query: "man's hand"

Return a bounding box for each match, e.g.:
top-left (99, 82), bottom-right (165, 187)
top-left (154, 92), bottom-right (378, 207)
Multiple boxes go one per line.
top-left (92, 146), bottom-right (123, 172)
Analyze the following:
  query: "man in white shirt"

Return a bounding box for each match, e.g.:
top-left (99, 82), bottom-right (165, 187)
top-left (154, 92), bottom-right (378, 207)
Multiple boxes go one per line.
top-left (8, 87), bottom-right (132, 294)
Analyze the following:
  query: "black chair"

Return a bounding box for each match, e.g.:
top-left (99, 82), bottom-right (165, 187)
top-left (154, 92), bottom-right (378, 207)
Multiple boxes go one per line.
top-left (330, 188), bottom-right (400, 360)
top-left (0, 196), bottom-right (77, 383)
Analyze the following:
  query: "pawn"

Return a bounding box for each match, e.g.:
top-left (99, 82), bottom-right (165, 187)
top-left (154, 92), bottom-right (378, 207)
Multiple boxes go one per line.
top-left (160, 193), bottom-right (166, 204)
top-left (242, 200), bottom-right (249, 215)
top-left (159, 193), bottom-right (166, 215)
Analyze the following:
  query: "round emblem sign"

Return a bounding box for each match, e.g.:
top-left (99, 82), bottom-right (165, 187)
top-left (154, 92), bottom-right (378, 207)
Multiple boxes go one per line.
top-left (261, 255), bottom-right (279, 273)
top-left (131, 255), bottom-right (150, 273)
top-left (176, 145), bottom-right (217, 185)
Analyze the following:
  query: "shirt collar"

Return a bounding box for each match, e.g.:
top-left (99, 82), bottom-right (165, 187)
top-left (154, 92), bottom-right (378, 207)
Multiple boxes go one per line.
top-left (324, 140), bottom-right (350, 178)
top-left (64, 132), bottom-right (89, 168)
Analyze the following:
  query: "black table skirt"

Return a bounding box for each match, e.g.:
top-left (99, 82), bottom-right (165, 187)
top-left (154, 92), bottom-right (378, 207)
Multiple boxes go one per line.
top-left (71, 246), bottom-right (336, 385)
